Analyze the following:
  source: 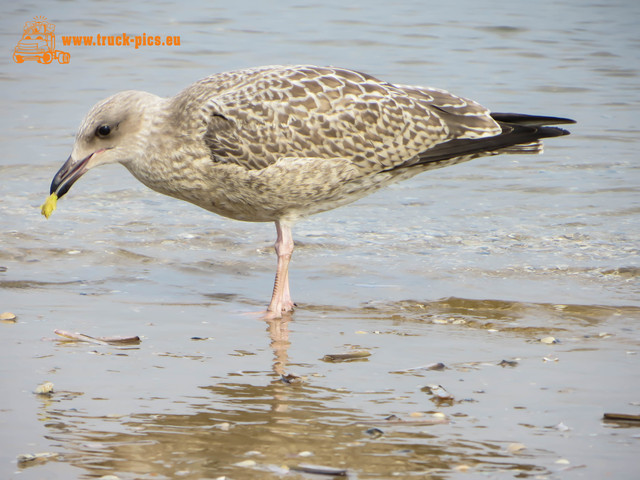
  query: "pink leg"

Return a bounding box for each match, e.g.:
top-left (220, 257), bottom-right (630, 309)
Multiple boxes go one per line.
top-left (267, 221), bottom-right (295, 316)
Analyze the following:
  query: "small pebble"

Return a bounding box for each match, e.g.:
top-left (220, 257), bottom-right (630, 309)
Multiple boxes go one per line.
top-left (409, 411), bottom-right (424, 418)
top-left (298, 451), bottom-right (313, 457)
top-left (555, 458), bottom-right (570, 465)
top-left (0, 312), bottom-right (17, 323)
top-left (540, 336), bottom-right (558, 344)
top-left (422, 384), bottom-right (454, 399)
top-left (34, 382), bottom-right (54, 395)
top-left (322, 350), bottom-right (371, 362)
top-left (234, 459), bottom-right (256, 467)
top-left (554, 421), bottom-right (571, 432)
top-left (425, 362), bottom-right (446, 371)
top-left (17, 452), bottom-right (58, 464)
top-left (292, 464), bottom-right (348, 476)
top-left (453, 464), bottom-right (471, 472)
top-left (507, 443), bottom-right (526, 454)
top-left (364, 428), bottom-right (384, 438)
top-left (281, 373), bottom-right (304, 385)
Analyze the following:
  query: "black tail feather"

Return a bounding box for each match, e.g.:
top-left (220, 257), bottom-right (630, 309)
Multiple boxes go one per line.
top-left (490, 112), bottom-right (576, 127)
top-left (399, 113), bottom-right (575, 169)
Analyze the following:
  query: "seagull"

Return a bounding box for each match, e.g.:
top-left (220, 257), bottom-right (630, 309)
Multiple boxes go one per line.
top-left (44, 65), bottom-right (574, 318)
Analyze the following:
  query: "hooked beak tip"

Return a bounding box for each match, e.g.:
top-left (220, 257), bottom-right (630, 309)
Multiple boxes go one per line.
top-left (50, 152), bottom-right (96, 198)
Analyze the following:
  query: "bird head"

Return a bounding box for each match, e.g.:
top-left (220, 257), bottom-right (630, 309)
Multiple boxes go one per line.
top-left (49, 90), bottom-right (161, 198)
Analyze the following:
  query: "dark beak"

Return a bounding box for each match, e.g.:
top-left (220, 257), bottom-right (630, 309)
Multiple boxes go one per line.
top-left (50, 153), bottom-right (94, 198)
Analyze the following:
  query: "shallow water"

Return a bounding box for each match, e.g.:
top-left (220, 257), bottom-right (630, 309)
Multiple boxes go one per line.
top-left (1, 0), bottom-right (639, 478)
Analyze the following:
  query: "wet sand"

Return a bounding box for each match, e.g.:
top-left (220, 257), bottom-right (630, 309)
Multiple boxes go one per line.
top-left (2, 0), bottom-right (639, 478)
top-left (3, 292), bottom-right (639, 479)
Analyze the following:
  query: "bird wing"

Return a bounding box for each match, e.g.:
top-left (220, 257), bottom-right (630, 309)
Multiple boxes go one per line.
top-left (173, 66), bottom-right (502, 172)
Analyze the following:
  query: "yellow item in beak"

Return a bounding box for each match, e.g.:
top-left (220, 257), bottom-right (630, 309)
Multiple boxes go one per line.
top-left (41, 193), bottom-right (58, 219)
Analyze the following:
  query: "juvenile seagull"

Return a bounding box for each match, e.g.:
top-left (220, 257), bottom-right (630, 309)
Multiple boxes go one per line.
top-left (45, 65), bottom-right (574, 317)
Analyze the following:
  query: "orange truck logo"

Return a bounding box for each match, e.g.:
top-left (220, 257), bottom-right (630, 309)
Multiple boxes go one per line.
top-left (13, 16), bottom-right (70, 64)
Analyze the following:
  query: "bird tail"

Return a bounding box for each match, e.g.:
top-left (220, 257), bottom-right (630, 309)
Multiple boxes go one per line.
top-left (408, 113), bottom-right (575, 167)
top-left (489, 113), bottom-right (574, 155)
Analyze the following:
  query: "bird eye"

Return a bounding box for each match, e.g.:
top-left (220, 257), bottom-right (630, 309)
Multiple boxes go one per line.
top-left (96, 124), bottom-right (111, 137)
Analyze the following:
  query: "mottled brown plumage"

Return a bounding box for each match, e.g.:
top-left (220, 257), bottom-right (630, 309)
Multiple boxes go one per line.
top-left (48, 65), bottom-right (574, 317)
